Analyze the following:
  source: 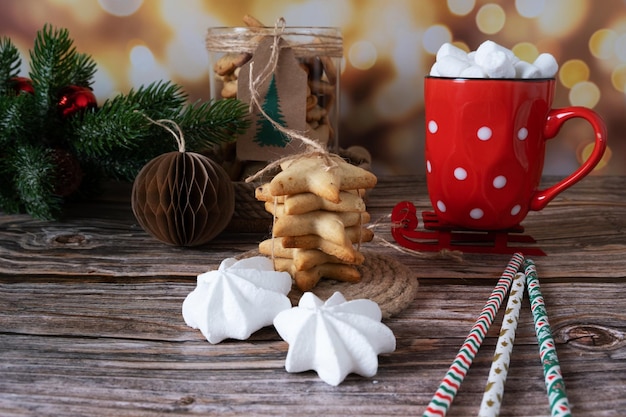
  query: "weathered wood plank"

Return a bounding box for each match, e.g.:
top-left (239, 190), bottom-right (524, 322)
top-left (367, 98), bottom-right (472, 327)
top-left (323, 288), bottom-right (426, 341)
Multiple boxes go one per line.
top-left (1, 176), bottom-right (626, 416)
top-left (1, 176), bottom-right (625, 282)
top-left (1, 279), bottom-right (625, 416)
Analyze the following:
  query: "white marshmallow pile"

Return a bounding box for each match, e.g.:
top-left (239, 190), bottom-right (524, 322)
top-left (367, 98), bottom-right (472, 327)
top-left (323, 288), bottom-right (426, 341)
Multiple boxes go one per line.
top-left (430, 40), bottom-right (558, 79)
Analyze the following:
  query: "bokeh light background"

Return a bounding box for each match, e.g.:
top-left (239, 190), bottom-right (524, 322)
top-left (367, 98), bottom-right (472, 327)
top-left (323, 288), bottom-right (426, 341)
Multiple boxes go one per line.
top-left (1, 0), bottom-right (623, 176)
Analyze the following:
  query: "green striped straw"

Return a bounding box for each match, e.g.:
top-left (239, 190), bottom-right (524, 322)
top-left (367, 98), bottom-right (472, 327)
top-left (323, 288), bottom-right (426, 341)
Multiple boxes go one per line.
top-left (524, 259), bottom-right (572, 417)
top-left (422, 252), bottom-right (525, 417)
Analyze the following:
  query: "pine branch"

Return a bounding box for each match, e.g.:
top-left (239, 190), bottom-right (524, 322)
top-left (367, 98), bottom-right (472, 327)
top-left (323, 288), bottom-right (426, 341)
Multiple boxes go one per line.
top-left (68, 81), bottom-right (186, 156)
top-left (70, 52), bottom-right (97, 88)
top-left (67, 82), bottom-right (250, 181)
top-left (0, 25), bottom-right (251, 219)
top-left (125, 80), bottom-right (187, 118)
top-left (0, 93), bottom-right (39, 148)
top-left (9, 144), bottom-right (61, 219)
top-left (29, 24), bottom-right (97, 123)
top-left (66, 82), bottom-right (183, 180)
top-left (68, 97), bottom-right (146, 158)
top-left (0, 37), bottom-right (21, 93)
top-left (178, 98), bottom-right (251, 151)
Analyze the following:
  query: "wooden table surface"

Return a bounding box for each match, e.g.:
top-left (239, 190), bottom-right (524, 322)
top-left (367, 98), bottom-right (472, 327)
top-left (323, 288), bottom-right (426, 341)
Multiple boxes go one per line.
top-left (1, 175), bottom-right (625, 416)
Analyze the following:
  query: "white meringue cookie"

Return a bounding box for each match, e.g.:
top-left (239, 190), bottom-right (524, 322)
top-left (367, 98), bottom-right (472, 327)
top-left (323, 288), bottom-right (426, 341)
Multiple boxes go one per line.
top-left (183, 256), bottom-right (292, 344)
top-left (274, 291), bottom-right (396, 386)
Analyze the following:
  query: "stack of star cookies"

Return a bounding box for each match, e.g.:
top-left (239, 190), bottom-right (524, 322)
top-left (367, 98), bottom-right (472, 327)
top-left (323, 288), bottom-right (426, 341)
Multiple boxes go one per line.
top-left (255, 154), bottom-right (377, 291)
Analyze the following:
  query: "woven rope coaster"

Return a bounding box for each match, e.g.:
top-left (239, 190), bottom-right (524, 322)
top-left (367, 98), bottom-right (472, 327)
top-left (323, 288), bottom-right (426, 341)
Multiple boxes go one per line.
top-left (238, 249), bottom-right (418, 318)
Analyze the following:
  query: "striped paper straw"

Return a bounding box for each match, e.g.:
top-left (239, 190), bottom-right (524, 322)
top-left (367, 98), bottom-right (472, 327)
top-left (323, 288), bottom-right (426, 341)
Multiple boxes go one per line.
top-left (422, 252), bottom-right (525, 417)
top-left (524, 259), bottom-right (572, 417)
top-left (478, 271), bottom-right (526, 417)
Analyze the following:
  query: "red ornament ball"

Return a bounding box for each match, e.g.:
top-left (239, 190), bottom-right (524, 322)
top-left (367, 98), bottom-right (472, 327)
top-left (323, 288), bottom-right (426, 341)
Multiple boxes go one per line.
top-left (57, 85), bottom-right (97, 118)
top-left (131, 151), bottom-right (235, 247)
top-left (9, 77), bottom-right (35, 95)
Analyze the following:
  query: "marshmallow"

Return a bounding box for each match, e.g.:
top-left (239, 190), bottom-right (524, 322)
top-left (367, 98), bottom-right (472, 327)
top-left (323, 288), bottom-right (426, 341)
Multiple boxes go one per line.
top-left (533, 53), bottom-right (559, 78)
top-left (481, 50), bottom-right (516, 78)
top-left (436, 54), bottom-right (471, 77)
top-left (432, 40), bottom-right (558, 80)
top-left (514, 60), bottom-right (542, 79)
top-left (436, 42), bottom-right (468, 62)
top-left (460, 65), bottom-right (488, 78)
top-left (474, 40), bottom-right (519, 67)
top-left (429, 62), bottom-right (440, 76)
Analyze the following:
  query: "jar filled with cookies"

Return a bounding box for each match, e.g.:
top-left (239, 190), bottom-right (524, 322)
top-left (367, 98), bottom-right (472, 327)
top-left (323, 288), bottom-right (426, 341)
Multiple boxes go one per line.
top-left (206, 17), bottom-right (343, 178)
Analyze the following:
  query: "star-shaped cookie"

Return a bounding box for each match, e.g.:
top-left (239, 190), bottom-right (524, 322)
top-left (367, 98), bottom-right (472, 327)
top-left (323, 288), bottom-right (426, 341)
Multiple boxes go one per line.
top-left (268, 154), bottom-right (377, 203)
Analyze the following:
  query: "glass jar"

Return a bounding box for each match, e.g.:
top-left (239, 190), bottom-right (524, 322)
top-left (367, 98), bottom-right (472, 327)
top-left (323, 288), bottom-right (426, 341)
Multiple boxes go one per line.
top-left (206, 25), bottom-right (343, 159)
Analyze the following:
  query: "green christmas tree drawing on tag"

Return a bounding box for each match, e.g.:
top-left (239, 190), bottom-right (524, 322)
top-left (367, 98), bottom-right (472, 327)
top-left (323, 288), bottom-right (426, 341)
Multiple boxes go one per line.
top-left (253, 74), bottom-right (290, 148)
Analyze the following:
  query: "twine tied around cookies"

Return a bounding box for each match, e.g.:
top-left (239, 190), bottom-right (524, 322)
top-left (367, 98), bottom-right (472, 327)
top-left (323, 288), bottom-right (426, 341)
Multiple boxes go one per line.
top-left (243, 18), bottom-right (339, 184)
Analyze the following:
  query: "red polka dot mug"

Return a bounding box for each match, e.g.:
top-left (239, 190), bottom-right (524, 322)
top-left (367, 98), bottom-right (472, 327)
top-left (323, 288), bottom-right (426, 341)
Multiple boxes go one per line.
top-left (424, 76), bottom-right (607, 230)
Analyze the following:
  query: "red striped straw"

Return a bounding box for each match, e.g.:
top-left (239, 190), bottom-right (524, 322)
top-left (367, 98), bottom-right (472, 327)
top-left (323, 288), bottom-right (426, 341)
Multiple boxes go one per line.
top-left (422, 252), bottom-right (525, 417)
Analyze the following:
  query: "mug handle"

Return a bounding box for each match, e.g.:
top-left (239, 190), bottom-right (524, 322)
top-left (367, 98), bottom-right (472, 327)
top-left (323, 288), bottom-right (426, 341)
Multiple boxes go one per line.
top-left (529, 107), bottom-right (607, 211)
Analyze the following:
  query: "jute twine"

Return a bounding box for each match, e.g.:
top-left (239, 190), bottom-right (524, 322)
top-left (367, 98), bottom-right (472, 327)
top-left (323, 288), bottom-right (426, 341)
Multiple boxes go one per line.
top-left (205, 20), bottom-right (343, 58)
top-left (288, 250), bottom-right (419, 319)
top-left (236, 249), bottom-right (418, 319)
top-left (228, 18), bottom-right (368, 262)
top-left (242, 18), bottom-right (338, 184)
top-left (218, 19), bottom-right (425, 316)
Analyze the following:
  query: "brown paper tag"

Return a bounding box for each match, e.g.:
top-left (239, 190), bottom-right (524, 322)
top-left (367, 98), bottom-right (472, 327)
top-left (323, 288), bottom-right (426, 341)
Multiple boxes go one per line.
top-left (237, 36), bottom-right (308, 161)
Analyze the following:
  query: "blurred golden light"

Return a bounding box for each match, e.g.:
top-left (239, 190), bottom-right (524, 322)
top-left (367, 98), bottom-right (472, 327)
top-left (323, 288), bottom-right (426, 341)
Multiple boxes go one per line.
top-left (559, 59), bottom-right (590, 88)
top-left (129, 44), bottom-right (155, 68)
top-left (512, 42), bottom-right (539, 62)
top-left (611, 64), bottom-right (626, 92)
top-left (615, 33), bottom-right (626, 62)
top-left (579, 142), bottom-right (612, 172)
top-left (515, 0), bottom-right (546, 18)
top-left (447, 0), bottom-right (475, 16)
top-left (422, 25), bottom-right (452, 54)
top-left (452, 41), bottom-right (470, 53)
top-left (128, 43), bottom-right (168, 86)
top-left (538, 0), bottom-right (587, 37)
top-left (98, 0), bottom-right (143, 17)
top-left (374, 78), bottom-right (421, 120)
top-left (589, 28), bottom-right (617, 59)
top-left (282, 0), bottom-right (353, 26)
top-left (92, 68), bottom-right (116, 101)
top-left (348, 40), bottom-right (378, 70)
top-left (476, 4), bottom-right (506, 35)
top-left (48, 0), bottom-right (101, 24)
top-left (569, 81), bottom-right (600, 108)
top-left (392, 31), bottom-right (423, 77)
top-left (166, 33), bottom-right (209, 81)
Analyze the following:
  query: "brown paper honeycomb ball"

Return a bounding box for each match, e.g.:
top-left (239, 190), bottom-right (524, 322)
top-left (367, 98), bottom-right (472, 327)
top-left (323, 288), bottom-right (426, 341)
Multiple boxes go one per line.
top-left (131, 151), bottom-right (234, 246)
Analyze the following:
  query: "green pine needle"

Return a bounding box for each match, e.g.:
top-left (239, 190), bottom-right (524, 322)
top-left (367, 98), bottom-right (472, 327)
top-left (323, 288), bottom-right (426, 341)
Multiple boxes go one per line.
top-left (0, 93), bottom-right (39, 148)
top-left (10, 144), bottom-right (61, 220)
top-left (124, 80), bottom-right (187, 118)
top-left (29, 24), bottom-right (97, 90)
top-left (178, 98), bottom-right (251, 150)
top-left (0, 37), bottom-right (21, 93)
top-left (68, 98), bottom-right (145, 157)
